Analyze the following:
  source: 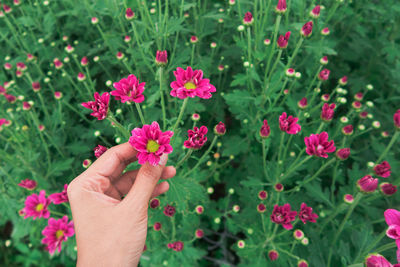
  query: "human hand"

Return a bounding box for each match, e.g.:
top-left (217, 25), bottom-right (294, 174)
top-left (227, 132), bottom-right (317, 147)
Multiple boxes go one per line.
top-left (67, 142), bottom-right (176, 267)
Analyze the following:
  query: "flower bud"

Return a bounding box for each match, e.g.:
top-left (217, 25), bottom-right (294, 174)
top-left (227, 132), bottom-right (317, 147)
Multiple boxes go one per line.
top-left (274, 183), bottom-right (284, 192)
top-left (150, 198), bottom-right (160, 209)
top-left (243, 12), bottom-right (254, 26)
top-left (357, 175), bottom-right (378, 193)
top-left (293, 229), bottom-right (304, 240)
top-left (343, 194), bottom-right (354, 204)
top-left (320, 56), bottom-right (328, 65)
top-left (275, 0), bottom-right (287, 14)
top-left (300, 21), bottom-right (313, 38)
top-left (298, 260), bottom-right (309, 267)
top-left (237, 240), bottom-right (245, 248)
top-left (321, 27), bottom-right (330, 35)
top-left (195, 229), bottom-right (204, 239)
top-left (268, 250), bottom-right (279, 261)
top-left (310, 5), bottom-right (320, 18)
top-left (257, 203), bottom-right (266, 213)
top-left (214, 122), bottom-right (226, 136)
top-left (125, 8), bottom-right (135, 20)
top-left (155, 50), bottom-right (168, 66)
top-left (336, 148), bottom-right (350, 160)
top-left (380, 183), bottom-right (397, 196)
top-left (258, 190), bottom-right (268, 200)
top-left (190, 36), bottom-right (198, 44)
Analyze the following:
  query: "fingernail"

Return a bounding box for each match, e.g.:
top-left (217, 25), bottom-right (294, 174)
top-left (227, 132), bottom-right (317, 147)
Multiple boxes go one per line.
top-left (159, 154), bottom-right (168, 166)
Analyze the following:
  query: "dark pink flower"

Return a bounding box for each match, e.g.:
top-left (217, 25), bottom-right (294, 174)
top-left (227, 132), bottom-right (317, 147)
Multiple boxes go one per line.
top-left (365, 254), bottom-right (393, 267)
top-left (357, 175), bottom-right (378, 193)
top-left (384, 209), bottom-right (400, 263)
top-left (394, 109), bottom-right (400, 129)
top-left (214, 121), bottom-right (226, 136)
top-left (298, 97), bottom-right (308, 109)
top-left (342, 125), bottom-right (354, 135)
top-left (318, 69), bottom-right (330, 81)
top-left (243, 12), bottom-right (253, 25)
top-left (155, 50), bottom-right (168, 66)
top-left (260, 120), bottom-right (271, 138)
top-left (275, 0), bottom-right (287, 14)
top-left (279, 112), bottom-right (301, 134)
top-left (277, 31), bottom-right (291, 49)
top-left (274, 183), bottom-right (284, 192)
top-left (257, 203), bottom-right (266, 213)
top-left (321, 103), bottom-right (336, 122)
top-left (184, 126), bottom-right (208, 149)
top-left (195, 229), bottom-right (204, 238)
top-left (18, 179), bottom-right (37, 190)
top-left (380, 183), bottom-right (397, 196)
top-left (268, 250), bottom-right (279, 261)
top-left (301, 21), bottom-right (313, 37)
top-left (153, 222), bottom-right (162, 231)
top-left (336, 148), bottom-right (350, 160)
top-left (170, 67), bottom-right (216, 99)
top-left (270, 203), bottom-right (297, 230)
top-left (374, 161), bottom-right (391, 178)
top-left (125, 7), bottom-right (135, 20)
top-left (81, 92), bottom-right (110, 120)
top-left (32, 82), bottom-right (41, 92)
top-left (94, 145), bottom-right (108, 158)
top-left (164, 204), bottom-right (176, 217)
top-left (310, 5), bottom-right (320, 18)
top-left (258, 190), bottom-right (268, 200)
top-left (298, 260), bottom-right (309, 267)
top-left (81, 56), bottom-right (88, 66)
top-left (111, 74), bottom-right (145, 103)
top-left (53, 58), bottom-right (63, 69)
top-left (129, 121), bottom-right (173, 166)
top-left (48, 184), bottom-right (68, 204)
top-left (150, 198), bottom-right (160, 209)
top-left (298, 203), bottom-right (318, 224)
top-left (16, 62), bottom-right (26, 71)
top-left (354, 92), bottom-right (363, 101)
top-left (167, 241), bottom-right (184, 251)
top-left (23, 190), bottom-right (51, 219)
top-left (5, 94), bottom-right (17, 103)
top-left (305, 131), bottom-right (336, 158)
top-left (41, 216), bottom-right (74, 255)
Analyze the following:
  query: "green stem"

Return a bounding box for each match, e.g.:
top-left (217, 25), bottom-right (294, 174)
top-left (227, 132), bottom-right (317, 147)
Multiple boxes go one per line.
top-left (172, 98), bottom-right (189, 134)
top-left (280, 155), bottom-right (311, 182)
top-left (262, 139), bottom-right (269, 181)
top-left (264, 15), bottom-right (282, 85)
top-left (246, 26), bottom-right (252, 62)
top-left (176, 149), bottom-right (193, 169)
top-left (159, 67), bottom-right (167, 130)
top-left (107, 115), bottom-right (130, 140)
top-left (135, 102), bottom-right (146, 125)
top-left (376, 131), bottom-right (399, 163)
top-left (353, 230), bottom-right (387, 263)
top-left (183, 136), bottom-right (218, 178)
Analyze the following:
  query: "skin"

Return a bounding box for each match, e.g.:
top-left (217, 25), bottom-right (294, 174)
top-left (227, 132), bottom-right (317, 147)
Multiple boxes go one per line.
top-left (67, 142), bottom-right (176, 267)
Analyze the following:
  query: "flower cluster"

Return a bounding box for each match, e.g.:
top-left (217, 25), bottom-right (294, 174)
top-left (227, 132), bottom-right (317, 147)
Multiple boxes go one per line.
top-left (270, 203), bottom-right (318, 230)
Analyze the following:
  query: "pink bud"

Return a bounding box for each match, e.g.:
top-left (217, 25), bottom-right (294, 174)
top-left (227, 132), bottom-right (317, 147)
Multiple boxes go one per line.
top-left (81, 56), bottom-right (88, 66)
top-left (4, 63), bottom-right (12, 70)
top-left (195, 229), bottom-right (204, 239)
top-left (393, 109), bottom-right (400, 129)
top-left (150, 198), bottom-right (160, 209)
top-left (153, 222), bottom-right (162, 231)
top-left (298, 260), bottom-right (309, 267)
top-left (275, 0), bottom-right (287, 14)
top-left (318, 69), bottom-right (330, 81)
top-left (380, 183), bottom-right (397, 196)
top-left (32, 82), bottom-right (41, 92)
top-left (343, 194), bottom-right (354, 204)
top-left (259, 120), bottom-right (271, 138)
top-left (310, 5), bottom-right (320, 18)
top-left (258, 190), bottom-right (268, 200)
top-left (320, 56), bottom-right (328, 65)
top-left (22, 102), bottom-right (32, 111)
top-left (125, 8), bottom-right (135, 20)
top-left (155, 50), bottom-right (168, 66)
top-left (274, 183), bottom-right (284, 192)
top-left (301, 21), bottom-right (313, 37)
top-left (190, 35), bottom-right (198, 44)
top-left (342, 125), bottom-right (354, 135)
top-left (268, 250), bottom-right (279, 261)
top-left (214, 122), bottom-right (226, 136)
top-left (336, 148), bottom-right (350, 160)
top-left (352, 101), bottom-right (362, 109)
top-left (298, 97), bottom-right (308, 109)
top-left (243, 12), bottom-right (254, 25)
top-left (257, 203), bottom-right (266, 213)
top-left (277, 31), bottom-right (291, 49)
top-left (321, 27), bottom-right (330, 36)
top-left (339, 76), bottom-right (348, 86)
top-left (357, 175), bottom-right (378, 193)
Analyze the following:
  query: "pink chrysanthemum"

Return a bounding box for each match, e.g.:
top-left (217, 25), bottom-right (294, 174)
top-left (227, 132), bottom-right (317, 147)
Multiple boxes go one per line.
top-left (260, 120), bottom-right (271, 138)
top-left (48, 184), bottom-right (68, 205)
top-left (243, 12), bottom-right (254, 25)
top-left (384, 209), bottom-right (400, 263)
top-left (129, 121), bottom-right (173, 166)
top-left (374, 161), bottom-right (391, 178)
top-left (184, 126), bottom-right (208, 149)
top-left (318, 69), bottom-right (330, 80)
top-left (23, 190), bottom-right (51, 220)
top-left (18, 179), bottom-right (37, 190)
top-left (170, 67), bottom-right (216, 99)
top-left (111, 74), bottom-right (145, 103)
top-left (163, 204), bottom-right (176, 217)
top-left (270, 203), bottom-right (297, 230)
top-left (310, 5), bottom-right (320, 18)
top-left (81, 92), bottom-right (110, 120)
top-left (41, 216), bottom-right (74, 255)
top-left (155, 50), bottom-right (168, 66)
top-left (394, 109), bottom-right (400, 129)
top-left (321, 103), bottom-right (336, 122)
top-left (298, 203), bottom-right (319, 224)
top-left (275, 0), bottom-right (287, 14)
top-left (279, 112), bottom-right (301, 134)
top-left (357, 175), bottom-right (378, 193)
top-left (304, 131), bottom-right (336, 158)
top-left (380, 183), bottom-right (397, 196)
top-left (94, 145), bottom-right (108, 158)
top-left (301, 21), bottom-right (313, 37)
top-left (365, 254), bottom-right (394, 267)
top-left (277, 31), bottom-right (291, 49)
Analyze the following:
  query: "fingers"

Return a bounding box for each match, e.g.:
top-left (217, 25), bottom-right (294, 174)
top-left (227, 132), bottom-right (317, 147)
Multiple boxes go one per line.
top-left (150, 181), bottom-right (170, 199)
top-left (122, 154), bottom-right (170, 205)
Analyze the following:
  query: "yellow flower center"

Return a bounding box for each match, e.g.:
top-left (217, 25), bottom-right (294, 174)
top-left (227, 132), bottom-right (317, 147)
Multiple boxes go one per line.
top-left (184, 82), bottom-right (196, 90)
top-left (146, 140), bottom-right (160, 153)
top-left (56, 230), bottom-right (64, 239)
top-left (35, 203), bottom-right (44, 212)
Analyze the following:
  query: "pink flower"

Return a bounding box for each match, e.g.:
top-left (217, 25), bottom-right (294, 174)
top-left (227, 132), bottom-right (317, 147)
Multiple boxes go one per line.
top-left (277, 31), bottom-right (291, 49)
top-left (5, 94), bottom-right (17, 103)
top-left (380, 183), bottom-right (397, 196)
top-left (53, 58), bottom-right (63, 69)
top-left (81, 56), bottom-right (88, 66)
top-left (298, 97), bottom-right (308, 109)
top-left (243, 12), bottom-right (254, 25)
top-left (260, 120), bottom-right (271, 138)
top-left (318, 69), bottom-right (330, 81)
top-left (195, 229), bottom-right (204, 238)
top-left (129, 121), bottom-right (174, 166)
top-left (153, 222), bottom-right (162, 231)
top-left (257, 203), bottom-right (266, 213)
top-left (48, 184), bottom-right (68, 204)
top-left (384, 209), bottom-right (400, 263)
top-left (111, 74), bottom-right (145, 103)
top-left (150, 198), bottom-right (160, 209)
top-left (184, 126), bottom-right (208, 149)
top-left (170, 66), bottom-right (216, 99)
top-left (41, 216), bottom-right (74, 255)
top-left (374, 161), bottom-right (391, 178)
top-left (357, 175), bottom-right (378, 193)
top-left (268, 250), bottom-right (279, 261)
top-left (336, 148), bottom-right (350, 160)
top-left (394, 109), bottom-right (400, 129)
top-left (32, 82), bottom-right (41, 92)
top-left (301, 21), bottom-right (313, 37)
top-left (16, 62), bottom-right (26, 71)
top-left (321, 103), bottom-right (336, 122)
top-left (298, 203), bottom-right (318, 224)
top-left (94, 145), bottom-right (108, 158)
top-left (155, 50), bottom-right (168, 66)
top-left (342, 125), bottom-right (354, 135)
top-left (339, 76), bottom-right (348, 86)
top-left (310, 5), bottom-right (320, 18)
top-left (365, 254), bottom-right (394, 267)
top-left (190, 36), bottom-right (198, 44)
top-left (275, 0), bottom-right (287, 14)
top-left (214, 121), bottom-right (226, 136)
top-left (23, 190), bottom-right (51, 220)
top-left (81, 92), bottom-right (110, 120)
top-left (270, 203), bottom-right (297, 230)
top-left (258, 190), bottom-right (268, 200)
top-left (125, 7), bottom-right (135, 20)
top-left (164, 204), bottom-right (176, 217)
top-left (167, 241), bottom-right (184, 251)
top-left (18, 179), bottom-right (37, 190)
top-left (279, 112), bottom-right (301, 134)
top-left (321, 27), bottom-right (330, 35)
top-left (304, 131), bottom-right (336, 158)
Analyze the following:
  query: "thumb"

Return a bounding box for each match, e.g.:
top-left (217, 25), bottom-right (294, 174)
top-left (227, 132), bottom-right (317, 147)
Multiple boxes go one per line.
top-left (122, 154), bottom-right (168, 206)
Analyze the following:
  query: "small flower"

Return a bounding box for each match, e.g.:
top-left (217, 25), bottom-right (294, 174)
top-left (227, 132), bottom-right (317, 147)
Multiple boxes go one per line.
top-left (310, 5), bottom-right (320, 18)
top-left (336, 148), bottom-right (350, 160)
top-left (167, 241), bottom-right (184, 251)
top-left (214, 121), bottom-right (226, 136)
top-left (54, 92), bottom-right (63, 100)
top-left (301, 21), bottom-right (313, 38)
top-left (286, 68), bottom-right (295, 77)
top-left (357, 175), bottom-right (378, 193)
top-left (260, 120), bottom-right (271, 138)
top-left (190, 35), bottom-right (198, 44)
top-left (53, 58), bottom-right (63, 69)
top-left (274, 183), bottom-right (284, 192)
top-left (257, 203), bottom-right (266, 213)
top-left (318, 69), bottom-right (330, 81)
top-left (237, 240), bottom-right (245, 248)
top-left (155, 50), bottom-right (168, 66)
top-left (393, 109), bottom-right (400, 129)
top-left (81, 92), bottom-right (110, 120)
top-left (320, 56), bottom-right (328, 65)
top-left (65, 44), bottom-right (74, 53)
top-left (153, 222), bottom-right (162, 231)
top-left (23, 190), bottom-right (51, 220)
top-left (298, 97), bottom-right (308, 109)
top-left (191, 113), bottom-right (200, 121)
top-left (293, 229), bottom-right (305, 240)
top-left (365, 254), bottom-right (393, 267)
top-left (342, 125), bottom-right (354, 135)
top-left (298, 259), bottom-right (309, 267)
top-left (344, 194), bottom-right (354, 204)
top-left (304, 131), bottom-right (336, 158)
top-left (258, 190), bottom-right (268, 200)
top-left (82, 159), bottom-right (92, 168)
top-left (23, 101), bottom-right (32, 111)
top-left (150, 198), bottom-right (160, 209)
top-left (77, 72), bottom-right (86, 82)
top-left (41, 216), bottom-right (74, 255)
top-left (184, 126), bottom-right (208, 149)
top-left (384, 209), bottom-right (400, 249)
top-left (111, 74), bottom-right (145, 103)
top-left (277, 31), bottom-right (291, 49)
top-left (380, 183), bottom-right (397, 196)
top-left (129, 122), bottom-right (173, 166)
top-left (116, 51), bottom-right (124, 60)
top-left (195, 205), bottom-right (204, 214)
top-left (170, 66), bottom-right (216, 99)
top-left (243, 12), bottom-right (254, 25)
top-left (268, 250), bottom-right (279, 261)
top-left (338, 76), bottom-right (348, 86)
top-left (81, 56), bottom-right (88, 66)
top-left (270, 203), bottom-right (297, 230)
top-left (279, 112), bottom-right (301, 134)
top-left (163, 204), bottom-right (176, 217)
top-left (4, 63), bottom-right (12, 70)
top-left (94, 145), bottom-right (108, 158)
top-left (321, 27), bottom-right (330, 35)
top-left (298, 203), bottom-right (318, 224)
top-left (321, 103), bottom-right (336, 122)
top-left (374, 161), bottom-right (391, 178)
top-left (91, 17), bottom-right (99, 24)
top-left (3, 4), bottom-right (12, 13)
top-left (275, 0), bottom-right (287, 14)
top-left (18, 179), bottom-right (37, 190)
top-left (125, 8), bottom-right (135, 20)
top-left (195, 229), bottom-right (204, 239)
top-left (48, 184), bottom-right (68, 204)
top-left (264, 39), bottom-right (271, 46)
